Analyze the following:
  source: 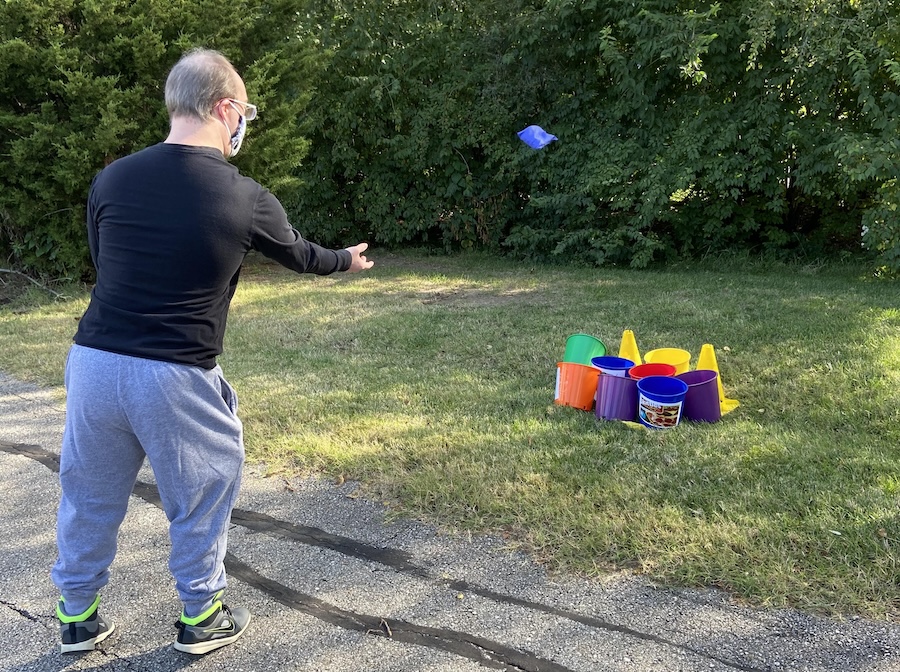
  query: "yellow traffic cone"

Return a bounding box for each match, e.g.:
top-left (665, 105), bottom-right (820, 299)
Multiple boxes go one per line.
top-left (697, 344), bottom-right (739, 415)
top-left (618, 329), bottom-right (642, 366)
top-left (697, 344), bottom-right (724, 401)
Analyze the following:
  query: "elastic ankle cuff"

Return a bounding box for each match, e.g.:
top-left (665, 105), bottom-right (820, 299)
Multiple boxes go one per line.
top-left (180, 590), bottom-right (225, 625)
top-left (57, 594), bottom-right (100, 623)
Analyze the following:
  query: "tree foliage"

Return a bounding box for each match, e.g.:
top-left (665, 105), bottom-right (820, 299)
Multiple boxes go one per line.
top-left (287, 0), bottom-right (536, 252)
top-left (2, 0), bottom-right (899, 275)
top-left (292, 0), bottom-right (900, 270)
top-left (0, 0), bottom-right (318, 279)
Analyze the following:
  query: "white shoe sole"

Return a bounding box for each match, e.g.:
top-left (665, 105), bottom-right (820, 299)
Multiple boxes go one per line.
top-left (173, 613), bottom-right (251, 655)
top-left (60, 622), bottom-right (116, 654)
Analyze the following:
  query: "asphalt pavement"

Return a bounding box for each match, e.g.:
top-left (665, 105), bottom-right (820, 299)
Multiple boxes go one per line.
top-left (1, 370), bottom-right (898, 672)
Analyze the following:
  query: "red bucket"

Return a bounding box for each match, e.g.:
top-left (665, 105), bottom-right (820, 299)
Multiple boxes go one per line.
top-left (628, 362), bottom-right (676, 380)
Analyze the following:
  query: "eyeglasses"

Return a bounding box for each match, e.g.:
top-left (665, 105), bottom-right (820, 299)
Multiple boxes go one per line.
top-left (228, 99), bottom-right (258, 121)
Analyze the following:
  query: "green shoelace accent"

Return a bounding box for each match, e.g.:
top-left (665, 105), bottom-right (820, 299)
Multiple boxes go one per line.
top-left (179, 591), bottom-right (224, 626)
top-left (56, 594), bottom-right (100, 623)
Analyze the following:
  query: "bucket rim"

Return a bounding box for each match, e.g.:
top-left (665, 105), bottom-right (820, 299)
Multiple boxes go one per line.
top-left (628, 362), bottom-right (677, 379)
top-left (566, 332), bottom-right (603, 342)
top-left (591, 355), bottom-right (635, 368)
top-left (676, 369), bottom-right (718, 386)
top-left (559, 361), bottom-right (601, 372)
top-left (637, 375), bottom-right (689, 397)
top-left (645, 347), bottom-right (691, 357)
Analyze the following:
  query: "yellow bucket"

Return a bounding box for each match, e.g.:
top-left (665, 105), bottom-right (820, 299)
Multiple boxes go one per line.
top-left (644, 348), bottom-right (691, 374)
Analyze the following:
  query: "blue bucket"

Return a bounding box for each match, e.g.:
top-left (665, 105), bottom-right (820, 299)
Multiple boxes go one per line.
top-left (590, 355), bottom-right (635, 377)
top-left (636, 376), bottom-right (688, 429)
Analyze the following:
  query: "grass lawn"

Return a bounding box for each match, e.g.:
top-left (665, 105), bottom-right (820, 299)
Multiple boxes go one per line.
top-left (1, 251), bottom-right (898, 620)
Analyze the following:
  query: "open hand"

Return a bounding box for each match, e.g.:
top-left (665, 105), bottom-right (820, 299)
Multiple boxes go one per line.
top-left (345, 242), bottom-right (374, 273)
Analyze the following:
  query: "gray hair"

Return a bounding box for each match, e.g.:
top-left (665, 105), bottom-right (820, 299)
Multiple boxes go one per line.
top-left (164, 48), bottom-right (240, 121)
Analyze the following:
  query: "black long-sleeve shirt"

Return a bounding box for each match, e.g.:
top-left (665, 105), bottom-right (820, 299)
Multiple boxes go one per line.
top-left (74, 143), bottom-right (351, 369)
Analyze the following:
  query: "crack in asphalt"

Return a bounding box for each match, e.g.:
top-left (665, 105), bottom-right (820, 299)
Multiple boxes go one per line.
top-left (0, 598), bottom-right (49, 625)
top-left (226, 506), bottom-right (765, 671)
top-left (1, 440), bottom-right (767, 672)
top-left (225, 553), bottom-right (574, 672)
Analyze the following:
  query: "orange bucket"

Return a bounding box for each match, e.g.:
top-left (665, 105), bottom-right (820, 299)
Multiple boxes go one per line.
top-left (555, 362), bottom-right (601, 411)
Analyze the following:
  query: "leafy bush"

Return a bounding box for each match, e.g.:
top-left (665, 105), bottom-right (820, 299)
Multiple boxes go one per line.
top-left (0, 0), bottom-right (318, 279)
top-left (3, 0), bottom-right (898, 275)
top-left (292, 0), bottom-right (899, 271)
top-left (287, 0), bottom-right (537, 252)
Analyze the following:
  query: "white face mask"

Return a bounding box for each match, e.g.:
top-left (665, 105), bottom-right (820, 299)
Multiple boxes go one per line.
top-left (222, 102), bottom-right (246, 158)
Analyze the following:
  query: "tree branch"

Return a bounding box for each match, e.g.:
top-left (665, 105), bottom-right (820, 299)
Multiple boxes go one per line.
top-left (0, 269), bottom-right (67, 300)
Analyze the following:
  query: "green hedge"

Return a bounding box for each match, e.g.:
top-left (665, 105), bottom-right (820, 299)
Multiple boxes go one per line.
top-left (2, 0), bottom-right (898, 277)
top-left (291, 0), bottom-right (899, 270)
top-left (0, 0), bottom-right (317, 279)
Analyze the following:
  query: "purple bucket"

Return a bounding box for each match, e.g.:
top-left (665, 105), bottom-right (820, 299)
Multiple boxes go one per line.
top-left (595, 373), bottom-right (639, 421)
top-left (677, 369), bottom-right (721, 423)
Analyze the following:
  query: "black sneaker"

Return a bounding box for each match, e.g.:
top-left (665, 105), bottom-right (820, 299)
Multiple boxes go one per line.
top-left (174, 596), bottom-right (251, 655)
top-left (57, 596), bottom-right (115, 654)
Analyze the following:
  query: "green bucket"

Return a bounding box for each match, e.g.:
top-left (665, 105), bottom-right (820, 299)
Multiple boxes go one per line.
top-left (563, 333), bottom-right (606, 365)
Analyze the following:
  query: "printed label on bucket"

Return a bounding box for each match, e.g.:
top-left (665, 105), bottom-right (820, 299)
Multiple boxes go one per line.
top-left (638, 394), bottom-right (683, 429)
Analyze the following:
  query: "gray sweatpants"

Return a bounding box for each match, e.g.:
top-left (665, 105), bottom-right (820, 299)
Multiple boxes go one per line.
top-left (52, 344), bottom-right (244, 618)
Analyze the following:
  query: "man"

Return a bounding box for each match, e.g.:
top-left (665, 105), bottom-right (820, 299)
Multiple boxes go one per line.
top-left (52, 48), bottom-right (373, 655)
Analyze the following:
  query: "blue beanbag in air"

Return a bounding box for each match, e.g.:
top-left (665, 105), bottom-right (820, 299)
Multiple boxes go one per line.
top-left (517, 125), bottom-right (558, 149)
